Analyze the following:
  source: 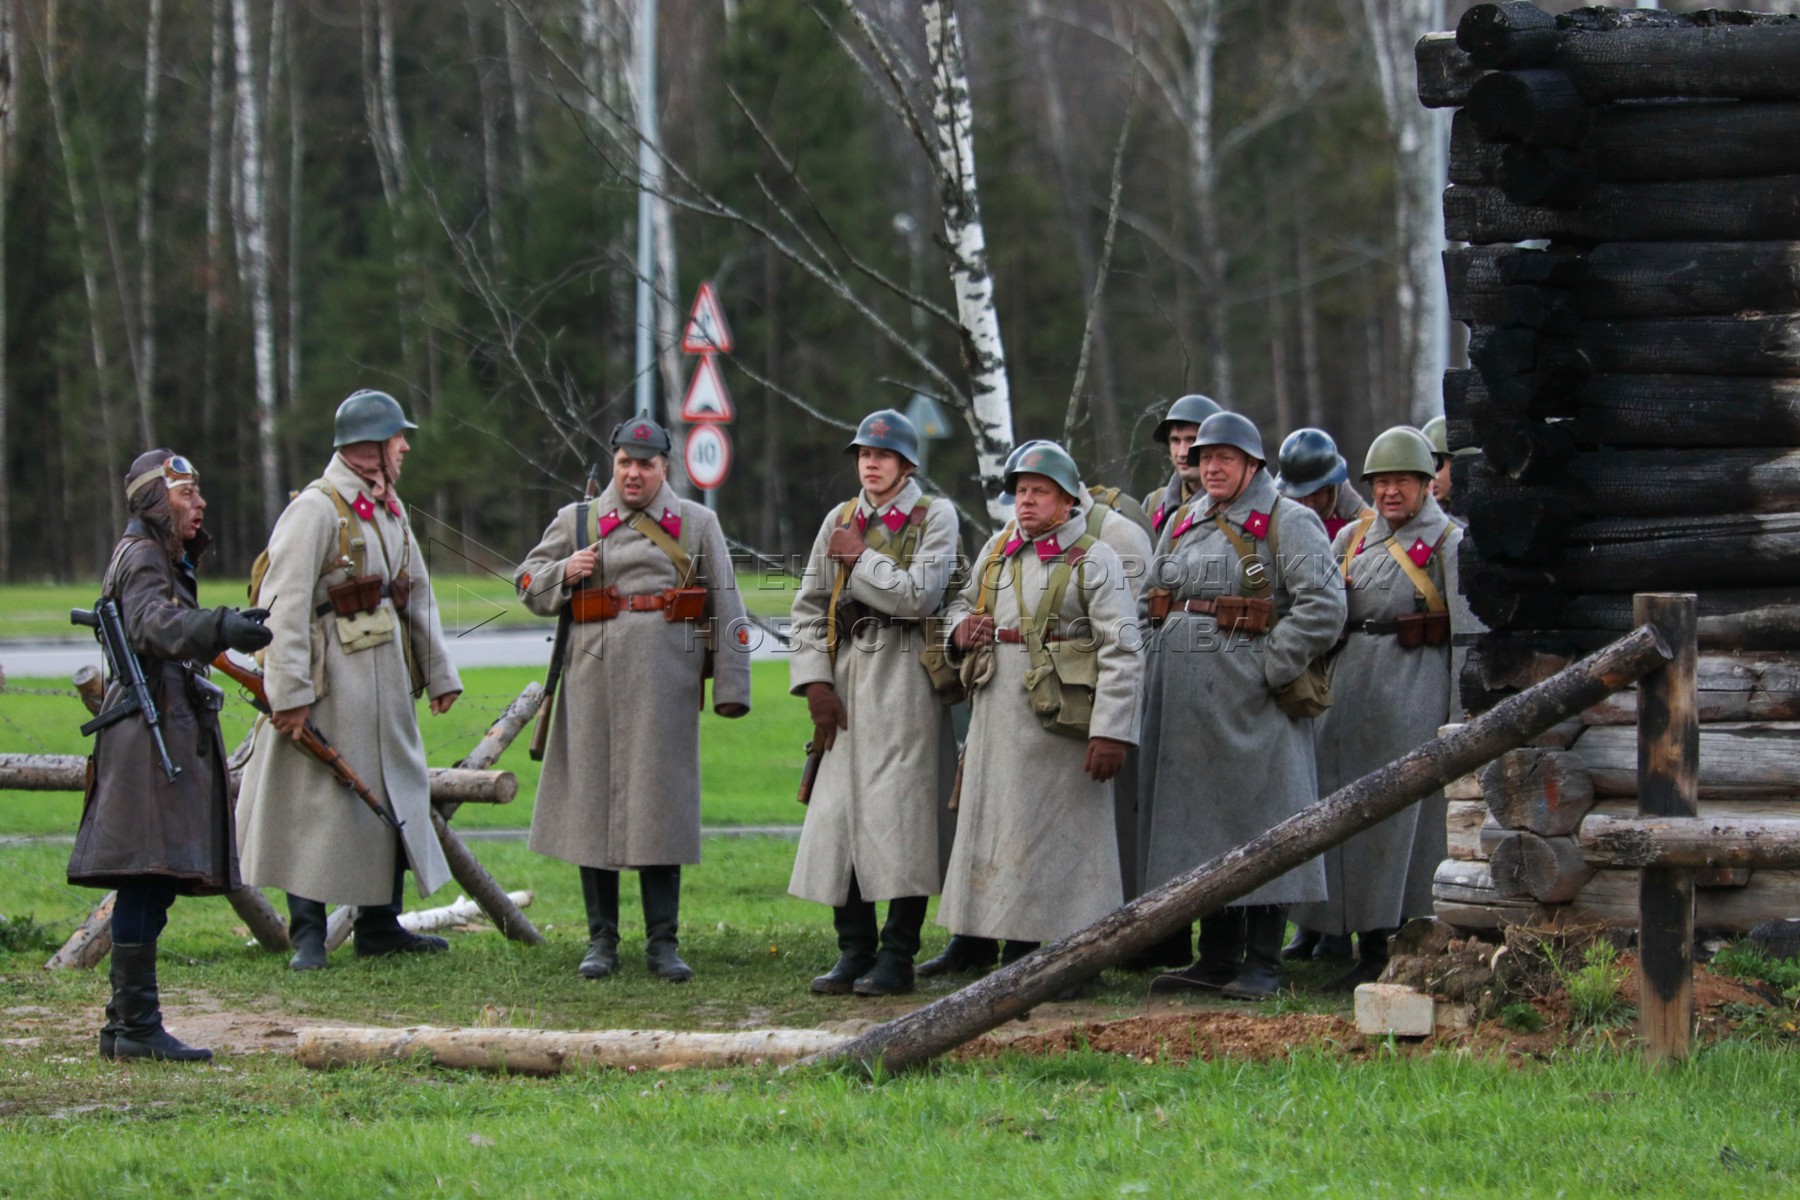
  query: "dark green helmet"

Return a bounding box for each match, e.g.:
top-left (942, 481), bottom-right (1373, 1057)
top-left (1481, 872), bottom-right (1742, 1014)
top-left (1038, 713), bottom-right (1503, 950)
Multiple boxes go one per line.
top-left (1187, 411), bottom-right (1265, 465)
top-left (1004, 440), bottom-right (1082, 499)
top-left (1362, 426), bottom-right (1437, 480)
top-left (1275, 428), bottom-right (1348, 499)
top-left (845, 409), bottom-right (921, 466)
top-left (1421, 414), bottom-right (1451, 467)
top-left (1153, 393), bottom-right (1225, 444)
top-left (611, 416), bottom-right (673, 459)
top-left (333, 389), bottom-right (417, 447)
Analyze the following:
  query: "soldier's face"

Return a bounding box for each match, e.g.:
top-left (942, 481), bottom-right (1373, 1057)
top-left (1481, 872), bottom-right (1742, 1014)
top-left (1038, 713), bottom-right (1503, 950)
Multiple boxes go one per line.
top-left (1371, 472), bottom-right (1428, 525)
top-left (857, 447), bottom-right (910, 503)
top-left (1012, 474), bottom-right (1073, 538)
top-left (1433, 460), bottom-right (1453, 502)
top-left (613, 450), bottom-right (668, 510)
top-left (166, 483), bottom-right (205, 541)
top-left (384, 433), bottom-right (410, 479)
top-left (1167, 424), bottom-right (1201, 481)
top-left (1198, 446), bottom-right (1256, 504)
top-left (1295, 486), bottom-right (1335, 519)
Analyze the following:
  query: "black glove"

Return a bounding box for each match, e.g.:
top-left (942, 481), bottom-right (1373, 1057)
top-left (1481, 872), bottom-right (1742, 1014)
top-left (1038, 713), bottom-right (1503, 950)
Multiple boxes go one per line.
top-left (222, 607), bottom-right (274, 654)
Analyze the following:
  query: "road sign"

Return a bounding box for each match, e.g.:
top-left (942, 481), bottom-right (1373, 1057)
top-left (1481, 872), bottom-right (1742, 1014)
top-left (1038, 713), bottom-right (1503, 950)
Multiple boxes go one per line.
top-left (680, 281), bottom-right (734, 355)
top-left (684, 423), bottom-right (732, 490)
top-left (906, 392), bottom-right (952, 440)
top-left (680, 354), bottom-right (735, 423)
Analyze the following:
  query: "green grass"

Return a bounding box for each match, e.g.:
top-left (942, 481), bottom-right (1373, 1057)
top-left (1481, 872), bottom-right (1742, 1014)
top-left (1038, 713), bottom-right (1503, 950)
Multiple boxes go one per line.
top-left (0, 572), bottom-right (799, 639)
top-left (0, 663), bottom-right (811, 836)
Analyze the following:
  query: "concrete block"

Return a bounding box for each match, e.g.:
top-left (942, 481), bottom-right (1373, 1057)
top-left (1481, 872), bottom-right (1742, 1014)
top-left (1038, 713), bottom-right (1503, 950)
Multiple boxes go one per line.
top-left (1355, 983), bottom-right (1435, 1037)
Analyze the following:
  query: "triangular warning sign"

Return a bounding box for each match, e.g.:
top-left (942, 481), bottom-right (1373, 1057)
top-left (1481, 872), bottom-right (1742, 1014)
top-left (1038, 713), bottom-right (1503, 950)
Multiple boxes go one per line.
top-left (681, 281), bottom-right (734, 354)
top-left (681, 354), bottom-right (735, 423)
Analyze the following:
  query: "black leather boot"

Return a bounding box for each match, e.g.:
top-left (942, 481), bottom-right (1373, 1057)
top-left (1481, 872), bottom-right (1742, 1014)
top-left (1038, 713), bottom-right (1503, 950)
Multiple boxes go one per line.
top-left (640, 866), bottom-right (693, 982)
top-left (1314, 932), bottom-right (1354, 961)
top-left (917, 934), bottom-right (999, 978)
top-left (105, 943), bottom-right (211, 1062)
top-left (578, 867), bottom-right (621, 980)
top-left (1150, 908), bottom-right (1245, 993)
top-left (1220, 906), bottom-right (1286, 1000)
top-left (854, 896), bottom-right (927, 997)
top-left (287, 895), bottom-right (329, 971)
top-left (1325, 927), bottom-right (1396, 992)
top-left (814, 881), bottom-right (879, 995)
top-left (1280, 925), bottom-right (1321, 962)
top-left (1124, 925), bottom-right (1195, 971)
top-left (1000, 939), bottom-right (1040, 966)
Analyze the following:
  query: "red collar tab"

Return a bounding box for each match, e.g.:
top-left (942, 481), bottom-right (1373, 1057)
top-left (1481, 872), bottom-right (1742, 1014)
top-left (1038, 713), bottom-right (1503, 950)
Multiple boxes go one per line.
top-left (1244, 510), bottom-right (1271, 540)
top-left (596, 510), bottom-right (623, 539)
top-left (1323, 515), bottom-right (1349, 541)
top-left (659, 509), bottom-right (683, 540)
top-left (881, 507), bottom-right (908, 534)
top-left (1170, 511), bottom-right (1195, 541)
top-left (352, 493), bottom-right (377, 522)
top-left (1002, 530), bottom-right (1026, 558)
top-left (1035, 536), bottom-right (1065, 562)
top-left (854, 509), bottom-right (869, 533)
top-left (1152, 503), bottom-right (1168, 532)
top-left (1407, 537), bottom-right (1434, 567)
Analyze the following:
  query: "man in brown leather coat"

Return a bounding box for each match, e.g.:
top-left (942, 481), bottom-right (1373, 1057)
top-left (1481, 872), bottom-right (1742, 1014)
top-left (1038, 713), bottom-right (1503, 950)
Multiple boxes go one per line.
top-left (69, 450), bottom-right (274, 1061)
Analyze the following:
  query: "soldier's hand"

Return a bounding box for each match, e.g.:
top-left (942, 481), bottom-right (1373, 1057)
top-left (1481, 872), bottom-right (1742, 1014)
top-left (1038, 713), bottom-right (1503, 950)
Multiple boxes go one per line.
top-left (1084, 737), bottom-right (1129, 782)
top-left (430, 690), bottom-right (460, 716)
top-left (221, 607), bottom-right (274, 653)
top-left (272, 705), bottom-right (311, 742)
top-left (826, 525), bottom-right (867, 567)
top-left (564, 546), bottom-right (599, 584)
top-left (804, 682), bottom-right (848, 751)
top-left (953, 613), bottom-right (995, 650)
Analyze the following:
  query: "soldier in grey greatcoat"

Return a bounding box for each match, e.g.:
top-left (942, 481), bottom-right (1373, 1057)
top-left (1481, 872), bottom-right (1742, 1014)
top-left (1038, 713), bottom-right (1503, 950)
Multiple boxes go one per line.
top-left (1292, 427), bottom-right (1466, 989)
top-left (1141, 412), bottom-right (1346, 1001)
top-left (237, 391), bottom-right (463, 970)
top-left (73, 450), bottom-right (273, 1061)
top-left (1140, 393), bottom-right (1223, 541)
top-left (937, 443), bottom-right (1143, 998)
top-left (788, 410), bottom-right (958, 997)
top-left (515, 417), bottom-right (752, 982)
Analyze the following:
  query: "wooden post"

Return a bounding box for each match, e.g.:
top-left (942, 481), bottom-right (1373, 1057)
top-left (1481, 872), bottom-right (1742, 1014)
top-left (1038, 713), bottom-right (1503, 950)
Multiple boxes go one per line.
top-left (436, 683), bottom-right (541, 823)
top-left (1635, 593), bottom-right (1699, 1063)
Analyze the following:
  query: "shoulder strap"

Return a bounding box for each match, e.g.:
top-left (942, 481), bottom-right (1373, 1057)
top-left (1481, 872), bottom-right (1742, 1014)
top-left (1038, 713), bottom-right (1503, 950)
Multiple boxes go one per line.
top-left (1210, 513), bottom-right (1271, 601)
top-left (974, 524), bottom-right (1015, 616)
top-left (823, 500), bottom-right (862, 662)
top-left (626, 510), bottom-right (696, 587)
top-left (1340, 512), bottom-right (1377, 579)
top-left (312, 481), bottom-right (364, 577)
top-left (1383, 536), bottom-right (1448, 614)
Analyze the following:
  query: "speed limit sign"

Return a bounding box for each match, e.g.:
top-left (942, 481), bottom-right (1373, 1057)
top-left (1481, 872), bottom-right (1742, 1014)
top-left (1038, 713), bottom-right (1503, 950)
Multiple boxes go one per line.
top-left (684, 424), bottom-right (732, 491)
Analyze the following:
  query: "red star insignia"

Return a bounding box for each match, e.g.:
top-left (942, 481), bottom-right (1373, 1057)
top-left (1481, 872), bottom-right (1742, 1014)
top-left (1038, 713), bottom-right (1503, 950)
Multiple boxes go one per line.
top-left (1244, 510), bottom-right (1270, 540)
top-left (868, 418), bottom-right (890, 438)
top-left (854, 510), bottom-right (869, 533)
top-left (633, 426), bottom-right (649, 440)
top-left (518, 571), bottom-right (533, 594)
top-left (1407, 538), bottom-right (1433, 567)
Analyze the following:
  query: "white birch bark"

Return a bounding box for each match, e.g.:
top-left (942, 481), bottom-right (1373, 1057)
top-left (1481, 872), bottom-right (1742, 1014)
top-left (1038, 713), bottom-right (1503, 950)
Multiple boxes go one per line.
top-left (1175, 0), bottom-right (1230, 401)
top-left (132, 0), bottom-right (164, 448)
top-left (924, 0), bottom-right (1012, 520)
top-left (283, 0), bottom-right (303, 419)
top-left (202, 0), bottom-right (227, 445)
top-left (501, 2), bottom-right (532, 185)
top-left (232, 0), bottom-right (282, 528)
top-left (1363, 0), bottom-right (1448, 425)
top-left (465, 1), bottom-right (505, 257)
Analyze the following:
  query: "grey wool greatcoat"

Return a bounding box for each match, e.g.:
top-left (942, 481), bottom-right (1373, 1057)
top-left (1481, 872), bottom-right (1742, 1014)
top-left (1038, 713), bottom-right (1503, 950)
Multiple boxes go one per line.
top-left (236, 454), bottom-right (462, 906)
top-left (69, 522), bottom-right (239, 895)
top-left (1292, 495), bottom-right (1463, 934)
top-left (937, 510), bottom-right (1143, 943)
top-left (787, 478), bottom-right (958, 906)
top-left (516, 480), bottom-right (752, 870)
top-left (1141, 472), bottom-right (1196, 541)
top-left (1138, 469), bottom-right (1346, 908)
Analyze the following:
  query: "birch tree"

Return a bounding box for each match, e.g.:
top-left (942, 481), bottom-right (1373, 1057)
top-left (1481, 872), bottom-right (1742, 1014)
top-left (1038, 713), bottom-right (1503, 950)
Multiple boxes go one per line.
top-left (231, 0), bottom-right (281, 527)
top-left (201, 0), bottom-right (228, 446)
top-left (132, 0), bottom-right (164, 448)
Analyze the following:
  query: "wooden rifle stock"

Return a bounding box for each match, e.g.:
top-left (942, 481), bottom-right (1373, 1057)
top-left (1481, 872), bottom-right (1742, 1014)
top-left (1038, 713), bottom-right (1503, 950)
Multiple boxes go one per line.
top-left (531, 464), bottom-right (602, 762)
top-left (797, 742), bottom-right (821, 806)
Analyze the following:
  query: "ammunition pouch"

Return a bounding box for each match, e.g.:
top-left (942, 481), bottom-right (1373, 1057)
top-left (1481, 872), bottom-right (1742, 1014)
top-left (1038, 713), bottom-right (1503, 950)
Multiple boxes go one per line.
top-left (326, 573), bottom-right (385, 617)
top-left (662, 586), bottom-right (707, 624)
top-left (569, 585), bottom-right (620, 623)
top-left (1146, 588), bottom-right (1173, 627)
top-left (1214, 595), bottom-right (1273, 637)
top-left (1395, 611), bottom-right (1450, 649)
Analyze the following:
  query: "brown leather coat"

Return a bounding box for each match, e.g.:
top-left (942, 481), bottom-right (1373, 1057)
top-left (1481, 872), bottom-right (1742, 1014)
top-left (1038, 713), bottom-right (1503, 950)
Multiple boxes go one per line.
top-left (67, 520), bottom-right (239, 895)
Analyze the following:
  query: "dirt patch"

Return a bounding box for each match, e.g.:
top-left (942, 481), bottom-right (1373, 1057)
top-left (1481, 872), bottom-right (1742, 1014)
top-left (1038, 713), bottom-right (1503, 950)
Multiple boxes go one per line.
top-left (4, 995), bottom-right (311, 1058)
top-left (959, 1011), bottom-right (1362, 1064)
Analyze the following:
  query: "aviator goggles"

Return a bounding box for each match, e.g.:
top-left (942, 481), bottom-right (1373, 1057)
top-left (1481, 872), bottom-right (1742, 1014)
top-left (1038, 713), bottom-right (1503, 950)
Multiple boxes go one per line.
top-left (125, 454), bottom-right (200, 501)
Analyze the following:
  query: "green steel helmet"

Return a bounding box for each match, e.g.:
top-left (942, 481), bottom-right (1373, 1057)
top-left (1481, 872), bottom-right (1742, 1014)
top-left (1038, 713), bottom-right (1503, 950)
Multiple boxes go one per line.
top-left (1153, 393), bottom-right (1225, 444)
top-left (332, 389), bottom-right (417, 447)
top-left (845, 408), bottom-right (921, 466)
top-left (1187, 411), bottom-right (1265, 465)
top-left (1004, 440), bottom-right (1082, 499)
top-left (1362, 425), bottom-right (1438, 480)
top-left (1421, 414), bottom-right (1452, 465)
top-left (1002, 438), bottom-right (1053, 477)
top-left (1275, 428), bottom-right (1348, 499)
top-left (610, 416), bottom-right (673, 459)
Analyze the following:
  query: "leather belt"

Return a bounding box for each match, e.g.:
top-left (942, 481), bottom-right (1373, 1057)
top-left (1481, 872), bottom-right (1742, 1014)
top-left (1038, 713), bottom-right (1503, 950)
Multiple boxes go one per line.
top-left (1173, 598), bottom-right (1220, 616)
top-left (996, 628), bottom-right (1067, 644)
top-left (621, 592), bottom-right (672, 612)
top-left (1356, 619), bottom-right (1403, 636)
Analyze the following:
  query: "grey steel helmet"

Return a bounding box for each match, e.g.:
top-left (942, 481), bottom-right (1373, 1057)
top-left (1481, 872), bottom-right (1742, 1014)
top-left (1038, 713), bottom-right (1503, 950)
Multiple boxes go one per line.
top-left (1004, 440), bottom-right (1082, 499)
top-left (1186, 411), bottom-right (1265, 465)
top-left (845, 408), bottom-right (921, 466)
top-left (1421, 414), bottom-right (1452, 466)
top-left (333, 389), bottom-right (418, 447)
top-left (610, 416), bottom-right (674, 459)
top-left (1002, 438), bottom-right (1052, 477)
top-left (1153, 393), bottom-right (1225, 445)
top-left (1275, 428), bottom-right (1348, 499)
top-left (1362, 425), bottom-right (1437, 480)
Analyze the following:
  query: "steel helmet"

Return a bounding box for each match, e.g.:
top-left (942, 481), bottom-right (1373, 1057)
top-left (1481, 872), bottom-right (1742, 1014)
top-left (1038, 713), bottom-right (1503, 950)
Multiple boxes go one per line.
top-left (845, 409), bottom-right (921, 466)
top-left (1153, 393), bottom-right (1225, 445)
top-left (1002, 439), bottom-right (1053, 477)
top-left (610, 416), bottom-right (673, 459)
top-left (1004, 440), bottom-right (1082, 499)
top-left (1275, 428), bottom-right (1348, 499)
top-left (333, 389), bottom-right (417, 447)
top-left (1186, 411), bottom-right (1265, 465)
top-left (1362, 426), bottom-right (1437, 480)
top-left (1421, 414), bottom-right (1453, 467)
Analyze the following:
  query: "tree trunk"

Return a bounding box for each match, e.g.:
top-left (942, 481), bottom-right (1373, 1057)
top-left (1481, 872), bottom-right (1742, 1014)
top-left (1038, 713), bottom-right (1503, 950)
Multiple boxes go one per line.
top-left (232, 0), bottom-right (282, 531)
top-left (297, 1024), bottom-right (846, 1075)
top-left (132, 0), bottom-right (164, 448)
top-left (814, 621), bottom-right (1672, 1075)
top-left (202, 0), bottom-right (228, 471)
top-left (924, 0), bottom-right (1013, 520)
top-left (44, 892), bottom-right (116, 970)
top-left (1179, 0), bottom-right (1231, 406)
top-left (283, 0), bottom-right (303, 429)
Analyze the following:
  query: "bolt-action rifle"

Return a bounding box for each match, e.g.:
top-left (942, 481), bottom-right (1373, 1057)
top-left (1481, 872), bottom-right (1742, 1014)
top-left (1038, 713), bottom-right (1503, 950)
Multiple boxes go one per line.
top-left (71, 599), bottom-right (181, 782)
top-left (211, 652), bottom-right (406, 835)
top-left (529, 463), bottom-right (602, 761)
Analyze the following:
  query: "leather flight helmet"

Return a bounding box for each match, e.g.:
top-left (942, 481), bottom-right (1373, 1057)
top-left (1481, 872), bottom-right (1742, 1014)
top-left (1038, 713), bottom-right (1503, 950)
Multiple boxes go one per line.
top-left (845, 409), bottom-right (921, 466)
top-left (1275, 428), bottom-right (1348, 499)
top-left (1362, 425), bottom-right (1437, 480)
top-left (1153, 393), bottom-right (1225, 445)
top-left (333, 389), bottom-right (418, 447)
top-left (610, 416), bottom-right (674, 460)
top-left (1186, 411), bottom-right (1265, 466)
top-left (1003, 440), bottom-right (1082, 499)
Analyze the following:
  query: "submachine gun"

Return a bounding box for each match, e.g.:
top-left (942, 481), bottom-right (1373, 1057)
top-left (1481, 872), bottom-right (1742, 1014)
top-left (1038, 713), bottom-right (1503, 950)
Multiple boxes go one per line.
top-left (71, 599), bottom-right (181, 783)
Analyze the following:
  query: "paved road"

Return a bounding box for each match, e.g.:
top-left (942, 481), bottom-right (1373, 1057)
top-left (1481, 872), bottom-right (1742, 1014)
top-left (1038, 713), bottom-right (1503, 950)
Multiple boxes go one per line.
top-left (3, 623), bottom-right (794, 680)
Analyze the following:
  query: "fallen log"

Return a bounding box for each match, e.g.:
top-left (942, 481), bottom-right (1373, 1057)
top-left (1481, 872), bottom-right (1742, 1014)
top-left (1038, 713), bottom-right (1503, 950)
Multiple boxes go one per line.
top-left (433, 809), bottom-right (543, 945)
top-left (812, 621), bottom-right (1673, 1076)
top-left (1576, 721), bottom-right (1800, 799)
top-left (297, 1025), bottom-right (847, 1075)
top-left (322, 889), bottom-right (536, 953)
top-left (1480, 747), bottom-right (1595, 836)
top-left (44, 893), bottom-right (115, 971)
top-left (1445, 180), bottom-right (1800, 245)
top-left (226, 887), bottom-right (290, 952)
top-left (424, 768), bottom-right (516, 806)
top-left (1416, 31), bottom-right (1485, 109)
top-left (1579, 813), bottom-right (1800, 869)
top-left (437, 683), bottom-right (542, 822)
top-left (0, 754), bottom-right (514, 804)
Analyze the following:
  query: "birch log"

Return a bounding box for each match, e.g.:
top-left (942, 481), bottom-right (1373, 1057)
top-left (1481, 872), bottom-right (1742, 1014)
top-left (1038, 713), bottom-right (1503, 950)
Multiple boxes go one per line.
top-left (0, 755), bottom-right (513, 804)
top-left (227, 887), bottom-right (290, 952)
top-left (44, 892), bottom-right (115, 971)
top-left (297, 1025), bottom-right (847, 1075)
top-left (437, 683), bottom-right (541, 822)
top-left (322, 890), bottom-right (535, 953)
